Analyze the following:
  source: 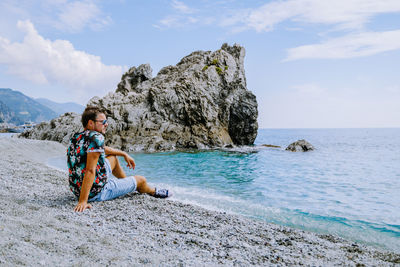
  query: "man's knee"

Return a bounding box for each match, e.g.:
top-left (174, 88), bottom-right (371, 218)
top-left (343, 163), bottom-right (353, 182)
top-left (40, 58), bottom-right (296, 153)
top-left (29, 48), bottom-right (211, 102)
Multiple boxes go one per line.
top-left (135, 175), bottom-right (146, 186)
top-left (106, 155), bottom-right (118, 168)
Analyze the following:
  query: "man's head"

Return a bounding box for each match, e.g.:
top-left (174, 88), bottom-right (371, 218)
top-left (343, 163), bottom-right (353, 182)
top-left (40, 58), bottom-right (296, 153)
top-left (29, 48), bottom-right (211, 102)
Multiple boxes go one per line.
top-left (81, 106), bottom-right (108, 134)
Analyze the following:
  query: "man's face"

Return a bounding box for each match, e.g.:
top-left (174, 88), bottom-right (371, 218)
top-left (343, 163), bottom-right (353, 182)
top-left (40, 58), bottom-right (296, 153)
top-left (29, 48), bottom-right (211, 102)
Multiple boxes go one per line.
top-left (93, 113), bottom-right (108, 134)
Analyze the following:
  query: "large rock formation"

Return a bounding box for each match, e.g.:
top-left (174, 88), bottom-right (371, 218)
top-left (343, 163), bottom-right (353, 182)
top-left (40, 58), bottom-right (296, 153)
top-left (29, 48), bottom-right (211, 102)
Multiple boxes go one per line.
top-left (21, 43), bottom-right (258, 152)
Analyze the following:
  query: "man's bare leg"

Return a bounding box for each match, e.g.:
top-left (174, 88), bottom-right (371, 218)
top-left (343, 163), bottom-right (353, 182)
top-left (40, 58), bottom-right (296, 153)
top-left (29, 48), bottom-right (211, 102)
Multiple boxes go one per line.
top-left (106, 155), bottom-right (155, 195)
top-left (134, 175), bottom-right (156, 195)
top-left (106, 155), bottom-right (126, 178)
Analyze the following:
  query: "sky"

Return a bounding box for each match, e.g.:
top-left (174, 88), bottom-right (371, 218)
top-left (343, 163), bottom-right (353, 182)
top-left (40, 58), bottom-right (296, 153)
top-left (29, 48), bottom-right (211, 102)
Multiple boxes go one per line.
top-left (0, 0), bottom-right (399, 128)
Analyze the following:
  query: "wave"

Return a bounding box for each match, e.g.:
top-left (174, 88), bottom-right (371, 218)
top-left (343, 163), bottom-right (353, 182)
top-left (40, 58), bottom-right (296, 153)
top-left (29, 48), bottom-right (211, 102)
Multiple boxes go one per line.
top-left (161, 182), bottom-right (400, 252)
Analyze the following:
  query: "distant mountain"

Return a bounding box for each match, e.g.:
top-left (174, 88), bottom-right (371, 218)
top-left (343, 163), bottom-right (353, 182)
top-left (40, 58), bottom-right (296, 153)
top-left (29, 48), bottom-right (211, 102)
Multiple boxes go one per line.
top-left (35, 98), bottom-right (84, 115)
top-left (0, 99), bottom-right (15, 124)
top-left (0, 88), bottom-right (58, 125)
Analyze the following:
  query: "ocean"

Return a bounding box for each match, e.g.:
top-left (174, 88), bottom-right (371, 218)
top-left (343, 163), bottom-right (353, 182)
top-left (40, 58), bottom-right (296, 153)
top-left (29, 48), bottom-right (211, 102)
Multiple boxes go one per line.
top-left (45, 128), bottom-right (400, 251)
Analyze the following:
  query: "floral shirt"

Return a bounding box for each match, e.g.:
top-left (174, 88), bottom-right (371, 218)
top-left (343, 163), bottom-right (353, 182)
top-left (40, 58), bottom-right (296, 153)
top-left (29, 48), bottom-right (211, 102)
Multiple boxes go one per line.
top-left (67, 130), bottom-right (108, 198)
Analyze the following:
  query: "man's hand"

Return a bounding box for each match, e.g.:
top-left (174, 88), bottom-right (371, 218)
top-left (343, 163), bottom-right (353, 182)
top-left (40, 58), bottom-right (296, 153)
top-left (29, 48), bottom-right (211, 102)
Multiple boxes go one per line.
top-left (74, 201), bottom-right (92, 212)
top-left (124, 154), bottom-right (136, 169)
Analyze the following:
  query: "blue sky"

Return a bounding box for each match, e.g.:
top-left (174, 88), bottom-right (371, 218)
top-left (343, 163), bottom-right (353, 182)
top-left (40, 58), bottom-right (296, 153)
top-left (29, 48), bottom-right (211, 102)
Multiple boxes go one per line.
top-left (1, 0), bottom-right (399, 128)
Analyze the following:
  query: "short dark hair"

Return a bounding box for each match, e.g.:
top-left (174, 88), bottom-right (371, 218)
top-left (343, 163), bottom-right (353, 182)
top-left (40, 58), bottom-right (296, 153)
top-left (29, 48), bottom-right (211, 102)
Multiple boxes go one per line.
top-left (81, 106), bottom-right (104, 127)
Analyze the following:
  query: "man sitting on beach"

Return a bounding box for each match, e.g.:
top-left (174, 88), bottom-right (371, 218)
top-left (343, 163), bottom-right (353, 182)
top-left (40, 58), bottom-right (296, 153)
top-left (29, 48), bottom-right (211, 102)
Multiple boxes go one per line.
top-left (67, 106), bottom-right (170, 212)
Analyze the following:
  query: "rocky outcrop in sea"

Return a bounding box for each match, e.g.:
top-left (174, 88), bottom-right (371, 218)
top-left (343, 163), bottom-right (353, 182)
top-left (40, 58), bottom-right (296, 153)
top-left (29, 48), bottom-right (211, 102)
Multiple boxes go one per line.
top-left (20, 43), bottom-right (258, 152)
top-left (285, 139), bottom-right (315, 152)
top-left (22, 112), bottom-right (82, 144)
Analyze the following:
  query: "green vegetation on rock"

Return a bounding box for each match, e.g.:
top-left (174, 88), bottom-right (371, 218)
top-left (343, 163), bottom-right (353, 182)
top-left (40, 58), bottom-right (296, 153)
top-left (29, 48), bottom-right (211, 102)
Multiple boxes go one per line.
top-left (202, 61), bottom-right (226, 75)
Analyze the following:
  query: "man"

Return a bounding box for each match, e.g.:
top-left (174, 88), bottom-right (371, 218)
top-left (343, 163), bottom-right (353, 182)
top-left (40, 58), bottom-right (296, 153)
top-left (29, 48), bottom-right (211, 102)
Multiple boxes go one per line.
top-left (67, 106), bottom-right (170, 212)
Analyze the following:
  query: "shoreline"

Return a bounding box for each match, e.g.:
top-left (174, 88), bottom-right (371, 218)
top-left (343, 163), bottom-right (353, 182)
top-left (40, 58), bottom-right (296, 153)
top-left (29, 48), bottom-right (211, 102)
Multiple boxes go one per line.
top-left (1, 138), bottom-right (399, 265)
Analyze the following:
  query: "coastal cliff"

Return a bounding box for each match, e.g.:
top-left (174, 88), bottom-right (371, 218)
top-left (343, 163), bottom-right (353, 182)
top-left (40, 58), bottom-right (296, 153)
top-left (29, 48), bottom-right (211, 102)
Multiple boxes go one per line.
top-left (21, 43), bottom-right (258, 151)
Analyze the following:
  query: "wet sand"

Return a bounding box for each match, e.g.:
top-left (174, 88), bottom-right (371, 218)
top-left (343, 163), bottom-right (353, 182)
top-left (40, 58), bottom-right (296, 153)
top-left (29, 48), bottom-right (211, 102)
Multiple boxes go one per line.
top-left (0, 137), bottom-right (399, 266)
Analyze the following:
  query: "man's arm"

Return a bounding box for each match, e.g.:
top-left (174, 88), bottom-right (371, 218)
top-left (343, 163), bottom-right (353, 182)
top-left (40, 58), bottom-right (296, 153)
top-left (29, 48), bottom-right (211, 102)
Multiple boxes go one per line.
top-left (105, 146), bottom-right (127, 156)
top-left (105, 146), bottom-right (135, 169)
top-left (74, 152), bottom-right (100, 212)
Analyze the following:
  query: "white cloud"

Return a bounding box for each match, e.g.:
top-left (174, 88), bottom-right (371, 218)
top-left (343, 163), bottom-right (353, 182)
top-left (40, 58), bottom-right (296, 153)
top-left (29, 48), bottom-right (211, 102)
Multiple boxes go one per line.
top-left (157, 14), bottom-right (201, 29)
top-left (158, 15), bottom-right (183, 28)
top-left (155, 1), bottom-right (250, 30)
top-left (171, 0), bottom-right (195, 14)
top-left (56, 0), bottom-right (111, 32)
top-left (156, 0), bottom-right (400, 59)
top-left (285, 30), bottom-right (400, 61)
top-left (218, 8), bottom-right (252, 33)
top-left (156, 1), bottom-right (211, 28)
top-left (160, 0), bottom-right (400, 32)
top-left (0, 0), bottom-right (111, 33)
top-left (244, 1), bottom-right (301, 32)
top-left (0, 20), bottom-right (125, 102)
top-left (242, 0), bottom-right (400, 32)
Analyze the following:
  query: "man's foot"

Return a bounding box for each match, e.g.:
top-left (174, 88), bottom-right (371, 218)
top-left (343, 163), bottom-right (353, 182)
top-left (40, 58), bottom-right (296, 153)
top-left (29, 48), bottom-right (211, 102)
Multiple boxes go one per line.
top-left (153, 188), bottom-right (171, 198)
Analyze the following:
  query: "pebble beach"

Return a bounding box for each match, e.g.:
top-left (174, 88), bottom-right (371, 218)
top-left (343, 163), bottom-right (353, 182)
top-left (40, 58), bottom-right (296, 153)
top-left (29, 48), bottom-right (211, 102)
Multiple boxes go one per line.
top-left (1, 137), bottom-right (399, 266)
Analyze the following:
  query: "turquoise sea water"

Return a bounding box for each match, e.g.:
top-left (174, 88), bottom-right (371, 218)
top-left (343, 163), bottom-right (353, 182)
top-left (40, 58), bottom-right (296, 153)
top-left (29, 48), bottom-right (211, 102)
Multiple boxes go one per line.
top-left (43, 129), bottom-right (400, 251)
top-left (124, 128), bottom-right (400, 252)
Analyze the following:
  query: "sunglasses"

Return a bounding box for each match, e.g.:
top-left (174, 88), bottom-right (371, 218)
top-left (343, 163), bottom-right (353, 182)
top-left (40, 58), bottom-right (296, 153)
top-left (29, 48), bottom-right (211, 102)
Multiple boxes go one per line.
top-left (94, 119), bottom-right (108, 125)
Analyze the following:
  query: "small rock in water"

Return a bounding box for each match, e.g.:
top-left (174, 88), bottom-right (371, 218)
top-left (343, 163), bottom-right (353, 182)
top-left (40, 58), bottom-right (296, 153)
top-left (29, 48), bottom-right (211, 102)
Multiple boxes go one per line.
top-left (285, 139), bottom-right (314, 152)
